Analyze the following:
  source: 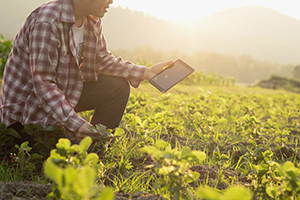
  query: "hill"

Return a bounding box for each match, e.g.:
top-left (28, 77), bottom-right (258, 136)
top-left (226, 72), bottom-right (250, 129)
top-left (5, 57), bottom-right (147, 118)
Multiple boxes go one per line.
top-left (101, 6), bottom-right (300, 65)
top-left (184, 6), bottom-right (300, 64)
top-left (1, 2), bottom-right (300, 66)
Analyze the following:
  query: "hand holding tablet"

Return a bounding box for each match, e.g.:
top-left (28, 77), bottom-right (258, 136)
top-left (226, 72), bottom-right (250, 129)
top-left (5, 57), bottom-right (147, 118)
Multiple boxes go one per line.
top-left (148, 59), bottom-right (195, 93)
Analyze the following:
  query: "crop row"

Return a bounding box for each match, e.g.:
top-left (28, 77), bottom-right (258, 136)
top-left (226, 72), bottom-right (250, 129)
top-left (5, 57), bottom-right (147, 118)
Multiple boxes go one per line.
top-left (1, 89), bottom-right (300, 199)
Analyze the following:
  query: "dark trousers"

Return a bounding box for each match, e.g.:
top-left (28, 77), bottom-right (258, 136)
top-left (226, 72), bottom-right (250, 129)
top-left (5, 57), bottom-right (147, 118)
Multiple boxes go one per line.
top-left (75, 74), bottom-right (130, 129)
top-left (9, 74), bottom-right (130, 144)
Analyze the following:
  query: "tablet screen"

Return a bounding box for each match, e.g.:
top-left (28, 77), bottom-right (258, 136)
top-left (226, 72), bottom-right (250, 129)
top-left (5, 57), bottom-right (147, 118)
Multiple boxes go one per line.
top-left (149, 59), bottom-right (194, 93)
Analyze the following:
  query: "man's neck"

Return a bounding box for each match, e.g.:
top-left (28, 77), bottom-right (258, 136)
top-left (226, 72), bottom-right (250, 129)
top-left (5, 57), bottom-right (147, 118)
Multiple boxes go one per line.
top-left (74, 18), bottom-right (84, 27)
top-left (72, 0), bottom-right (86, 27)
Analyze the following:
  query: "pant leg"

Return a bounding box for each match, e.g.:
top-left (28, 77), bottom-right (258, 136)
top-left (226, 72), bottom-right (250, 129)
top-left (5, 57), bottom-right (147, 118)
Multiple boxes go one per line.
top-left (75, 74), bottom-right (130, 129)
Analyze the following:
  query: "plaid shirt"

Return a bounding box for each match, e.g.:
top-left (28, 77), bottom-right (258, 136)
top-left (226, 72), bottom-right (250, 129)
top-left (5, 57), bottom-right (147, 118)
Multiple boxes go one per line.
top-left (0, 0), bottom-right (147, 132)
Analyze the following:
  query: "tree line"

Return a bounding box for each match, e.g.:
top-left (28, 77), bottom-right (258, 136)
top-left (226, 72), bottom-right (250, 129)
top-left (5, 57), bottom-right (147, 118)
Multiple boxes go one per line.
top-left (1, 35), bottom-right (298, 84)
top-left (112, 46), bottom-right (297, 84)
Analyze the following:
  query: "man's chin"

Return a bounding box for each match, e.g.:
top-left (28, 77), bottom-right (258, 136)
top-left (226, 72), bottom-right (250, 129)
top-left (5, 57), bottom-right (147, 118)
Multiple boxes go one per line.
top-left (95, 13), bottom-right (106, 18)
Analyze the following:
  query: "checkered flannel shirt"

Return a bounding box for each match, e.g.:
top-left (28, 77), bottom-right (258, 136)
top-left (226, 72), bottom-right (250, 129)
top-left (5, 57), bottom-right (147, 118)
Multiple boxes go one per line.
top-left (0, 0), bottom-right (147, 132)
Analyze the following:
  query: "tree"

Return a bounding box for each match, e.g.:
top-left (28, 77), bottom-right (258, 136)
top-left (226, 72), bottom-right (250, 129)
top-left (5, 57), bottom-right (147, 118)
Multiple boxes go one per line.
top-left (293, 65), bottom-right (300, 80)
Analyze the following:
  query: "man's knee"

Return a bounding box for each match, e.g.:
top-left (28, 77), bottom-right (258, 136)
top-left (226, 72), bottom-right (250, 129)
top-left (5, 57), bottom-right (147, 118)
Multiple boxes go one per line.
top-left (101, 75), bottom-right (130, 97)
top-left (118, 78), bottom-right (130, 96)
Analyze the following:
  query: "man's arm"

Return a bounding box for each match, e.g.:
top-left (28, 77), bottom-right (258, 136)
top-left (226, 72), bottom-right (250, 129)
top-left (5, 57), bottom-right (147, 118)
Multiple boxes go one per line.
top-left (95, 32), bottom-right (173, 87)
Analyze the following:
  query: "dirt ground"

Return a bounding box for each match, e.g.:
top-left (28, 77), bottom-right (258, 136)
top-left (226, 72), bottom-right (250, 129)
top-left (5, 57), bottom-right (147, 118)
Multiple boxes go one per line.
top-left (0, 181), bottom-right (166, 200)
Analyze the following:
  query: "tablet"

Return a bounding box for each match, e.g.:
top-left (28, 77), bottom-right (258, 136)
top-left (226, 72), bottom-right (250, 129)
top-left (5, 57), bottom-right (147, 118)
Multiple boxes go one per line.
top-left (148, 59), bottom-right (195, 93)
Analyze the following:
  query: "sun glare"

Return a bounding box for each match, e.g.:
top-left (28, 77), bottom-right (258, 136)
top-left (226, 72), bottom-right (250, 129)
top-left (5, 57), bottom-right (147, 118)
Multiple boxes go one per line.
top-left (112, 0), bottom-right (221, 21)
top-left (112, 0), bottom-right (300, 22)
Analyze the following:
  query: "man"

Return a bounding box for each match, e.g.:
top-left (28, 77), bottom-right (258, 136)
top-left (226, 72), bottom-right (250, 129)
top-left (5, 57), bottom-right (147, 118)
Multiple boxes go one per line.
top-left (0, 0), bottom-right (173, 144)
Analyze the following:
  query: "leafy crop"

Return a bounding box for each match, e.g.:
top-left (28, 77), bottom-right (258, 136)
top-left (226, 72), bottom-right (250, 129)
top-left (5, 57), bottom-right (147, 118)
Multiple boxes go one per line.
top-left (14, 141), bottom-right (43, 177)
top-left (0, 34), bottom-right (13, 76)
top-left (1, 84), bottom-right (300, 199)
top-left (44, 137), bottom-right (114, 200)
top-left (89, 123), bottom-right (124, 154)
top-left (0, 122), bottom-right (20, 158)
top-left (141, 139), bottom-right (206, 200)
top-left (22, 124), bottom-right (65, 157)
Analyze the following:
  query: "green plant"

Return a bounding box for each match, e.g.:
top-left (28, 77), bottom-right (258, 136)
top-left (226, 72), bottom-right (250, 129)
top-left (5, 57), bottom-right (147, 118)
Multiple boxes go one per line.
top-left (45, 160), bottom-right (114, 200)
top-left (45, 137), bottom-right (114, 199)
top-left (266, 161), bottom-right (300, 199)
top-left (46, 137), bottom-right (99, 168)
top-left (14, 141), bottom-right (43, 177)
top-left (0, 34), bottom-right (13, 76)
top-left (196, 185), bottom-right (252, 200)
top-left (0, 122), bottom-right (21, 158)
top-left (89, 123), bottom-right (124, 154)
top-left (110, 171), bottom-right (150, 194)
top-left (22, 124), bottom-right (65, 157)
top-left (140, 139), bottom-right (206, 200)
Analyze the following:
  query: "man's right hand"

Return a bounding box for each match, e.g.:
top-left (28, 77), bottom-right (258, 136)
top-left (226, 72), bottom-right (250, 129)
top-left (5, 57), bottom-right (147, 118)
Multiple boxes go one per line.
top-left (76, 122), bottom-right (97, 142)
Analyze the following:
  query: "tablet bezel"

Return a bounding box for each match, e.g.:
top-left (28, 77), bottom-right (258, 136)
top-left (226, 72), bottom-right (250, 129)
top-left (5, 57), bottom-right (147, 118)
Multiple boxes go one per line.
top-left (148, 59), bottom-right (195, 93)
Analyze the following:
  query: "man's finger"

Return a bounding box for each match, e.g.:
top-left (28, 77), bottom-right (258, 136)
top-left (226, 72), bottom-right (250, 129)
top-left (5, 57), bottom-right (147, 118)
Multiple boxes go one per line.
top-left (159, 60), bottom-right (174, 67)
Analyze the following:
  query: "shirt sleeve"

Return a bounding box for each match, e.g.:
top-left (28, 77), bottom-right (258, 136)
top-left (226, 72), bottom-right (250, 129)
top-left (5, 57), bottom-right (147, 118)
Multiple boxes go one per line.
top-left (29, 22), bottom-right (86, 132)
top-left (95, 27), bottom-right (147, 88)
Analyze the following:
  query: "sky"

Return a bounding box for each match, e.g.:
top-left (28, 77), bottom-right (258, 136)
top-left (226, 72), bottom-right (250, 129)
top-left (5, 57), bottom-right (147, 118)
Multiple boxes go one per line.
top-left (111, 0), bottom-right (300, 21)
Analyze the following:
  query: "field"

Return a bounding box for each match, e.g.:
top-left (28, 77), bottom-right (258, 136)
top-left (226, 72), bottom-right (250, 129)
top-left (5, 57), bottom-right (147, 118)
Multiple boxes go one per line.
top-left (1, 83), bottom-right (300, 200)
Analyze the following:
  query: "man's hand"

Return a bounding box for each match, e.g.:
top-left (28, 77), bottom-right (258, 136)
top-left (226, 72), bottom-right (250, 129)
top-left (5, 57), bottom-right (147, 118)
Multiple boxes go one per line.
top-left (76, 122), bottom-right (97, 142)
top-left (142, 60), bottom-right (174, 80)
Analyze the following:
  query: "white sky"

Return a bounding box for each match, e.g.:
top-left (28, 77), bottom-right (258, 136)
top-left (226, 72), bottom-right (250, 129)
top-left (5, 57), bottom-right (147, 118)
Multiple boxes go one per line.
top-left (111, 0), bottom-right (300, 21)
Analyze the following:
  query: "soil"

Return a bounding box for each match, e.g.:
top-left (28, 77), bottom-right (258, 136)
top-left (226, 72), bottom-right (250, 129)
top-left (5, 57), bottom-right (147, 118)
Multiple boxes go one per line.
top-left (0, 181), bottom-right (168, 200)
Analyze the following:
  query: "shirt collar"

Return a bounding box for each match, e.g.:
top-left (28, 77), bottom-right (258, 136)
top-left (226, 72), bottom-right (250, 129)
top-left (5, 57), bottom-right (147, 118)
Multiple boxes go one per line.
top-left (61, 0), bottom-right (76, 24)
top-left (87, 15), bottom-right (101, 35)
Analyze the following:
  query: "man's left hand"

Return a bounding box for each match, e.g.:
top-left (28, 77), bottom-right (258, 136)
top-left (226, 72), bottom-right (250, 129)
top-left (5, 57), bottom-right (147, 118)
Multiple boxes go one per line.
top-left (142, 60), bottom-right (174, 80)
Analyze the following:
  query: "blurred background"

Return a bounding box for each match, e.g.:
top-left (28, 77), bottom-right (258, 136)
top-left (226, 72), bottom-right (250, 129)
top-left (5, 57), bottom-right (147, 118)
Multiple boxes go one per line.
top-left (1, 0), bottom-right (300, 85)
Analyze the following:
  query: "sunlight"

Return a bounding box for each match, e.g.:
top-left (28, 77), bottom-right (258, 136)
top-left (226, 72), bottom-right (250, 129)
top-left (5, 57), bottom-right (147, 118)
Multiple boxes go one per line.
top-left (112, 0), bottom-right (300, 22)
top-left (112, 0), bottom-right (226, 21)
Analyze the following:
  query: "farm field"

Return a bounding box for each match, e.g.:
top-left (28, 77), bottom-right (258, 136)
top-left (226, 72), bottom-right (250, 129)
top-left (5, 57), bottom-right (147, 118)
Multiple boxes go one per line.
top-left (1, 83), bottom-right (300, 199)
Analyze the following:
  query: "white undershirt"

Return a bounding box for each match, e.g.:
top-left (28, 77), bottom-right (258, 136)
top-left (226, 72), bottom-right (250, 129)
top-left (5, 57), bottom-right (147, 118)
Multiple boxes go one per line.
top-left (72, 22), bottom-right (84, 66)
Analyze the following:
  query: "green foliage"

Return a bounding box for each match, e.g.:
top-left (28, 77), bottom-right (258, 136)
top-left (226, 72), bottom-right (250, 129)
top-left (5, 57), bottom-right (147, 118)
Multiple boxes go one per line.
top-left (0, 122), bottom-right (20, 158)
top-left (196, 185), bottom-right (252, 200)
top-left (1, 84), bottom-right (300, 199)
top-left (181, 71), bottom-right (235, 86)
top-left (140, 140), bottom-right (206, 200)
top-left (47, 137), bottom-right (99, 168)
top-left (266, 161), bottom-right (300, 199)
top-left (45, 137), bottom-right (114, 200)
top-left (14, 141), bottom-right (43, 177)
top-left (22, 124), bottom-right (65, 157)
top-left (257, 75), bottom-right (300, 93)
top-left (89, 123), bottom-right (124, 154)
top-left (0, 34), bottom-right (13, 76)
